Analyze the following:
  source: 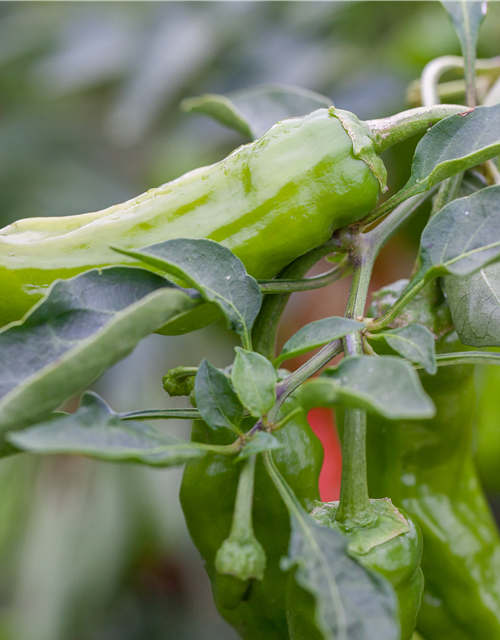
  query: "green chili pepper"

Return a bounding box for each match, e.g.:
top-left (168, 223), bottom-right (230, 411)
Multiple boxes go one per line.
top-left (0, 105), bottom-right (463, 333)
top-left (474, 363), bottom-right (500, 494)
top-left (285, 498), bottom-right (423, 640)
top-left (179, 393), bottom-right (323, 639)
top-left (365, 280), bottom-right (500, 639)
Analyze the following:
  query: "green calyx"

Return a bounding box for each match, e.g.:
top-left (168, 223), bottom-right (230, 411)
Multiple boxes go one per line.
top-left (330, 107), bottom-right (388, 193)
top-left (311, 498), bottom-right (410, 555)
top-left (162, 366), bottom-right (197, 397)
top-left (215, 536), bottom-right (266, 581)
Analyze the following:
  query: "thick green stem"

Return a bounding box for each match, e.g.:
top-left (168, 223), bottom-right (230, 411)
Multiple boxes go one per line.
top-left (365, 104), bottom-right (466, 154)
top-left (120, 408), bottom-right (201, 420)
top-left (336, 237), bottom-right (377, 528)
top-left (336, 409), bottom-right (375, 529)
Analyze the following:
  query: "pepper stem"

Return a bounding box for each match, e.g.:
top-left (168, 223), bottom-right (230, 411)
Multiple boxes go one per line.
top-left (365, 104), bottom-right (467, 154)
top-left (228, 454), bottom-right (258, 540)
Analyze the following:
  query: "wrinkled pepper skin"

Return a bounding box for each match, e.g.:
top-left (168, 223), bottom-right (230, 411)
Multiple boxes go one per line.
top-left (366, 281), bottom-right (500, 639)
top-left (285, 499), bottom-right (423, 640)
top-left (0, 108), bottom-right (380, 332)
top-left (180, 395), bottom-right (323, 640)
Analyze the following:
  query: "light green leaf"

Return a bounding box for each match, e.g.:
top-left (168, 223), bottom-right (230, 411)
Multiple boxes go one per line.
top-left (419, 185), bottom-right (500, 278)
top-left (7, 392), bottom-right (208, 467)
top-left (446, 262), bottom-right (500, 346)
top-left (0, 267), bottom-right (198, 441)
top-left (194, 359), bottom-right (243, 432)
top-left (232, 348), bottom-right (277, 417)
top-left (300, 356), bottom-right (435, 420)
top-left (370, 324), bottom-right (437, 374)
top-left (113, 238), bottom-right (261, 349)
top-left (275, 317), bottom-right (365, 367)
top-left (236, 431), bottom-right (283, 461)
top-left (182, 84), bottom-right (332, 139)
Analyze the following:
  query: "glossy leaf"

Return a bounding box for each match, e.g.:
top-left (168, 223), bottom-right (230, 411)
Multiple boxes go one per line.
top-left (264, 453), bottom-right (399, 640)
top-left (386, 105), bottom-right (500, 208)
top-left (275, 317), bottom-right (365, 366)
top-left (370, 324), bottom-right (437, 374)
top-left (312, 356), bottom-right (435, 420)
top-left (446, 262), bottom-right (500, 346)
top-left (419, 185), bottom-right (500, 278)
top-left (236, 431), bottom-right (283, 461)
top-left (232, 348), bottom-right (277, 417)
top-left (182, 84), bottom-right (332, 139)
top-left (0, 267), bottom-right (198, 439)
top-left (7, 392), bottom-right (208, 466)
top-left (113, 238), bottom-right (261, 349)
top-left (194, 359), bottom-right (244, 432)
top-left (442, 1), bottom-right (488, 106)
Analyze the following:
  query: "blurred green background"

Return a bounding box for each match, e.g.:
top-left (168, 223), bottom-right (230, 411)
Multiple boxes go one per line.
top-left (0, 2), bottom-right (499, 639)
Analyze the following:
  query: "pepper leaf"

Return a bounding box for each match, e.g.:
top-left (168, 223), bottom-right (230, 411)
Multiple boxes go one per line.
top-left (263, 453), bottom-right (400, 640)
top-left (385, 104), bottom-right (500, 208)
top-left (232, 348), bottom-right (277, 417)
top-left (6, 392), bottom-right (208, 466)
top-left (299, 356), bottom-right (435, 420)
top-left (182, 84), bottom-right (332, 140)
top-left (369, 324), bottom-right (437, 375)
top-left (274, 317), bottom-right (365, 367)
top-left (445, 263), bottom-right (500, 346)
top-left (442, 1), bottom-right (488, 106)
top-left (418, 185), bottom-right (500, 278)
top-left (113, 238), bottom-right (262, 349)
top-left (0, 267), bottom-right (198, 441)
top-left (195, 359), bottom-right (244, 432)
top-left (236, 431), bottom-right (283, 461)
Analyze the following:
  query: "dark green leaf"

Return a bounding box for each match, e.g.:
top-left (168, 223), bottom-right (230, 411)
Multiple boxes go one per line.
top-left (442, 1), bottom-right (488, 105)
top-left (446, 262), bottom-right (500, 346)
top-left (263, 453), bottom-right (399, 640)
top-left (236, 431), bottom-right (283, 461)
top-left (7, 392), bottom-right (208, 467)
top-left (195, 359), bottom-right (244, 432)
top-left (113, 238), bottom-right (261, 349)
top-left (315, 356), bottom-right (435, 419)
top-left (370, 324), bottom-right (437, 374)
top-left (419, 185), bottom-right (500, 278)
top-left (232, 348), bottom-right (277, 417)
top-left (0, 267), bottom-right (197, 439)
top-left (182, 84), bottom-right (332, 140)
top-left (275, 317), bottom-right (365, 366)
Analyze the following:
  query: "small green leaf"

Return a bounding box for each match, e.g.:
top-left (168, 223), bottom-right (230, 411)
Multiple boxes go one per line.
top-left (370, 324), bottom-right (437, 374)
top-left (7, 392), bottom-right (208, 467)
top-left (182, 84), bottom-right (332, 140)
top-left (113, 238), bottom-right (261, 349)
top-left (232, 348), bottom-right (277, 417)
top-left (0, 267), bottom-right (197, 440)
top-left (195, 359), bottom-right (244, 432)
top-left (263, 453), bottom-right (399, 640)
top-left (275, 317), bottom-right (365, 366)
top-left (310, 356), bottom-right (435, 420)
top-left (442, 1), bottom-right (488, 106)
top-left (236, 431), bottom-right (283, 461)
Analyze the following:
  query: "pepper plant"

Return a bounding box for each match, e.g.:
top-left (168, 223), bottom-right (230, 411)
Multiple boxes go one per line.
top-left (1, 2), bottom-right (500, 639)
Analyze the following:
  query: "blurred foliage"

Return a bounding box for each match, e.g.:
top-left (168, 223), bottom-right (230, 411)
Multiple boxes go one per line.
top-left (0, 2), bottom-right (499, 639)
